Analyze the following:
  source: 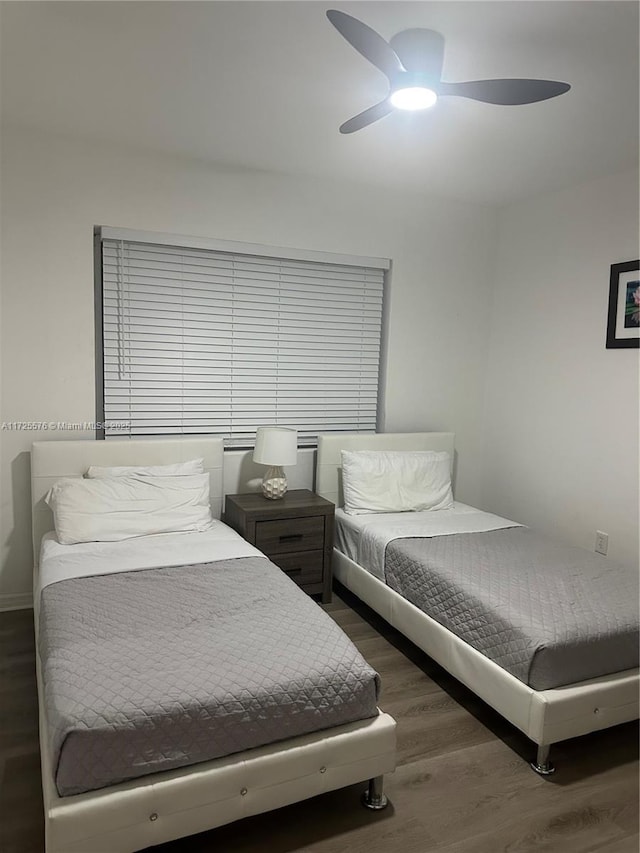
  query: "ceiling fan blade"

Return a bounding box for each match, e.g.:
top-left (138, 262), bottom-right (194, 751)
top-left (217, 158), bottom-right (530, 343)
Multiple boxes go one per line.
top-left (389, 29), bottom-right (445, 77)
top-left (439, 79), bottom-right (570, 105)
top-left (327, 9), bottom-right (403, 80)
top-left (339, 100), bottom-right (394, 134)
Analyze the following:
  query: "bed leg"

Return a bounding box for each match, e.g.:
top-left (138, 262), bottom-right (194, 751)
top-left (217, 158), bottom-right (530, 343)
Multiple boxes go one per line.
top-left (530, 743), bottom-right (555, 776)
top-left (361, 775), bottom-right (389, 810)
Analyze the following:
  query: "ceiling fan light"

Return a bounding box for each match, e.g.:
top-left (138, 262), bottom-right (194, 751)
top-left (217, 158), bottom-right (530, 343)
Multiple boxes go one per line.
top-left (390, 86), bottom-right (438, 111)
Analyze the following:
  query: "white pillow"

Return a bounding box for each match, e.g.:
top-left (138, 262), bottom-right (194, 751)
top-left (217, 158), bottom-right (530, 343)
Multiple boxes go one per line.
top-left (86, 458), bottom-right (204, 478)
top-left (341, 450), bottom-right (454, 515)
top-left (45, 473), bottom-right (214, 544)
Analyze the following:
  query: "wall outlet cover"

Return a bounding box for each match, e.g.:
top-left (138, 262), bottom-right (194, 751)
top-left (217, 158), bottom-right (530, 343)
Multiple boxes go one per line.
top-left (595, 530), bottom-right (609, 556)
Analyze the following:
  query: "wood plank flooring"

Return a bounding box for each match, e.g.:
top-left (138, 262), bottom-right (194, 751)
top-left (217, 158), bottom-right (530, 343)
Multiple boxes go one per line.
top-left (1, 584), bottom-right (637, 853)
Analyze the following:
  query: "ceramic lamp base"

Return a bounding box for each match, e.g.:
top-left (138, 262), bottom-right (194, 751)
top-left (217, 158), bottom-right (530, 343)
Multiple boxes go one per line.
top-left (261, 466), bottom-right (288, 500)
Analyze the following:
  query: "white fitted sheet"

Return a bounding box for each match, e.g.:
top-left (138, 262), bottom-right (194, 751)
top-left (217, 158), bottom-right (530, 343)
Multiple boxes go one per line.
top-left (335, 502), bottom-right (522, 581)
top-left (37, 523), bottom-right (262, 596)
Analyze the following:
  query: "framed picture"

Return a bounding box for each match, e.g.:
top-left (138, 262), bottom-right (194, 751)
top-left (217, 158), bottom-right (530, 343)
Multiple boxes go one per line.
top-left (606, 260), bottom-right (640, 349)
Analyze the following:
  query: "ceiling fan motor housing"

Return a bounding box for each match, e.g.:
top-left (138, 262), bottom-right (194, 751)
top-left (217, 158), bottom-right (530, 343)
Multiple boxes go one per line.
top-left (389, 70), bottom-right (439, 96)
top-left (389, 28), bottom-right (445, 82)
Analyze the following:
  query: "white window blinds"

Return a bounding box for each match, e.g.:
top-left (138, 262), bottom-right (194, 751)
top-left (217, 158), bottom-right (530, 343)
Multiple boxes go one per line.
top-left (99, 233), bottom-right (386, 444)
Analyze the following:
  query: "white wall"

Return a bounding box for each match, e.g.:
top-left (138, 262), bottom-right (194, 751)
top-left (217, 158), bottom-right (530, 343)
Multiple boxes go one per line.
top-left (0, 126), bottom-right (497, 606)
top-left (482, 169), bottom-right (639, 567)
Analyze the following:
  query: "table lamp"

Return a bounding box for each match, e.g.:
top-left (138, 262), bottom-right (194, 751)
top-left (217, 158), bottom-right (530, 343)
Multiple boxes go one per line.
top-left (253, 427), bottom-right (298, 499)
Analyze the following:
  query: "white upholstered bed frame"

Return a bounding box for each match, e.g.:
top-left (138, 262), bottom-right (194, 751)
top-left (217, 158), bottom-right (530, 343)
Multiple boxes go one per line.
top-left (31, 437), bottom-right (396, 853)
top-left (316, 432), bottom-right (639, 772)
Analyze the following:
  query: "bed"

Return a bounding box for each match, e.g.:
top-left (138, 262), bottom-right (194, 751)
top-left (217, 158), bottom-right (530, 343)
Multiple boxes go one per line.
top-left (31, 437), bottom-right (396, 853)
top-left (315, 431), bottom-right (639, 774)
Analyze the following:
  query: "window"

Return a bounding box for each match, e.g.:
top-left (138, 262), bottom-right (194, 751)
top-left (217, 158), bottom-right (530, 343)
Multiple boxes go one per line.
top-left (96, 227), bottom-right (388, 445)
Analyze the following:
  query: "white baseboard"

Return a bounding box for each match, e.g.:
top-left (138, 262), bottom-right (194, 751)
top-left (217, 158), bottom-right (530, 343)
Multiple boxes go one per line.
top-left (0, 592), bottom-right (33, 612)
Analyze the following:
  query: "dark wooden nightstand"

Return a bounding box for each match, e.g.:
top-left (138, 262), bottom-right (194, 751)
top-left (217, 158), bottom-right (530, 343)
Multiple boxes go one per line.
top-left (224, 489), bottom-right (335, 603)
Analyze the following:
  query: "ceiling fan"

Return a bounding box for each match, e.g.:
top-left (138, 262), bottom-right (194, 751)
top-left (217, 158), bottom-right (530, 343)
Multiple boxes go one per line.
top-left (327, 9), bottom-right (571, 134)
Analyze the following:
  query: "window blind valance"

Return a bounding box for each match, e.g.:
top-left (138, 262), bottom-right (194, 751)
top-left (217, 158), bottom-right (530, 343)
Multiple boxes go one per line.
top-left (97, 231), bottom-right (387, 445)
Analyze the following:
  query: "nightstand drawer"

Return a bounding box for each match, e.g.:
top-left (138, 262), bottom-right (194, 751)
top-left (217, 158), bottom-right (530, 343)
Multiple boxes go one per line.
top-left (255, 516), bottom-right (325, 555)
top-left (272, 550), bottom-right (324, 586)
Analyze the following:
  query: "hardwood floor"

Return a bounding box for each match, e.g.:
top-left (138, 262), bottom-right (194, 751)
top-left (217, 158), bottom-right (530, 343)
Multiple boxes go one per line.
top-left (1, 586), bottom-right (637, 853)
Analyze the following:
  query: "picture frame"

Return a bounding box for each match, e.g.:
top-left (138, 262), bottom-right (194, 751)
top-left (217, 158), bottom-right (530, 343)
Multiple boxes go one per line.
top-left (606, 260), bottom-right (640, 349)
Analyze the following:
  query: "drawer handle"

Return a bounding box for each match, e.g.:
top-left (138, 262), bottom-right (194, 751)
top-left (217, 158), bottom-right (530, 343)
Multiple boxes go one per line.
top-left (279, 533), bottom-right (304, 542)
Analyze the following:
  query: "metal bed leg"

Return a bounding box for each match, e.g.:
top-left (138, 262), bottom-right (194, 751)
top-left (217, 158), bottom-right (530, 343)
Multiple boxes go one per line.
top-left (361, 775), bottom-right (389, 810)
top-left (530, 743), bottom-right (555, 776)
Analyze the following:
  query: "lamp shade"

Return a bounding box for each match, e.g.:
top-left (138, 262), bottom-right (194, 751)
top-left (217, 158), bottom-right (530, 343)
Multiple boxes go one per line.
top-left (253, 427), bottom-right (298, 467)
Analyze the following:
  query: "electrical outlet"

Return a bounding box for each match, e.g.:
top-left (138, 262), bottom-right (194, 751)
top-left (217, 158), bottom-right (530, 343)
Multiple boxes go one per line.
top-left (595, 530), bottom-right (609, 556)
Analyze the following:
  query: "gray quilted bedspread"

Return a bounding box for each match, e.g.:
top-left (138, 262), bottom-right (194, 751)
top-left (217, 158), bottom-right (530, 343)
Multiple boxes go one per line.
top-left (384, 527), bottom-right (639, 690)
top-left (39, 557), bottom-right (380, 796)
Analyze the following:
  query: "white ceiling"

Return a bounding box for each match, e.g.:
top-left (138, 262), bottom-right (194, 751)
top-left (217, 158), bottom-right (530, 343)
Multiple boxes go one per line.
top-left (1, 1), bottom-right (638, 204)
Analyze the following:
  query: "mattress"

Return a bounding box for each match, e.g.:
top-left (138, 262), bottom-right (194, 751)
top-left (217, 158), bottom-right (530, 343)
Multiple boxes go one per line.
top-left (38, 529), bottom-right (380, 797)
top-left (335, 510), bottom-right (639, 690)
top-left (335, 502), bottom-right (521, 580)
